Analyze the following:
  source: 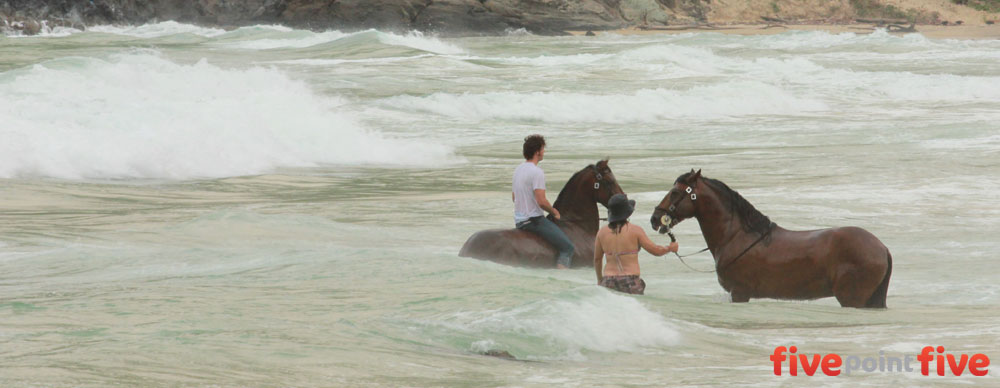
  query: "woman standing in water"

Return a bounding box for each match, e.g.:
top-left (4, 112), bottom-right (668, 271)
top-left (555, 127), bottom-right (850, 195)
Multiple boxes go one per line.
top-left (594, 194), bottom-right (678, 295)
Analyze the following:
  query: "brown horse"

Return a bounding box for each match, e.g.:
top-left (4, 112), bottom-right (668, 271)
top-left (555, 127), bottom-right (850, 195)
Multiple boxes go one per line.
top-left (650, 170), bottom-right (892, 308)
top-left (459, 159), bottom-right (624, 268)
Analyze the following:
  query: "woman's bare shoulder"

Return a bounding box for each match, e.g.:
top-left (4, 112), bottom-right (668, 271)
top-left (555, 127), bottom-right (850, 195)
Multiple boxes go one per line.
top-left (626, 222), bottom-right (648, 236)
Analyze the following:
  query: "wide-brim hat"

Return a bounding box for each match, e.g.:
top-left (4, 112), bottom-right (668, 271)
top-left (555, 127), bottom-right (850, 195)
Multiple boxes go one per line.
top-left (607, 193), bottom-right (635, 223)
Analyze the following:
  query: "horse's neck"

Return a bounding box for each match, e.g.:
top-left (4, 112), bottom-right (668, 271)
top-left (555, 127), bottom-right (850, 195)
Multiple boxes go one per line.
top-left (552, 187), bottom-right (599, 235)
top-left (693, 190), bottom-right (741, 251)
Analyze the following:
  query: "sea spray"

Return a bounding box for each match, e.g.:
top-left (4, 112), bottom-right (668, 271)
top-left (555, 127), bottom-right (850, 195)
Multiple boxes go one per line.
top-left (380, 82), bottom-right (828, 124)
top-left (432, 288), bottom-right (680, 359)
top-left (0, 52), bottom-right (456, 180)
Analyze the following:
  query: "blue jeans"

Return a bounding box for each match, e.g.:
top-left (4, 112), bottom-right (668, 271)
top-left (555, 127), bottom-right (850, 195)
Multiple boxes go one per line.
top-left (517, 216), bottom-right (575, 267)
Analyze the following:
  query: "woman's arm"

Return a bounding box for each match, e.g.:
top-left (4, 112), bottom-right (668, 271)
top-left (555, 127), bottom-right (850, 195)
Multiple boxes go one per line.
top-left (635, 225), bottom-right (677, 256)
top-left (594, 232), bottom-right (604, 283)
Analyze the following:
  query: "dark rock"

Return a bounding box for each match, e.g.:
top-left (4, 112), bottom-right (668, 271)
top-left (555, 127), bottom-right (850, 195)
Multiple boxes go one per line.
top-left (482, 349), bottom-right (516, 360)
top-left (585, 29), bottom-right (595, 36)
top-left (23, 17), bottom-right (40, 34)
top-left (0, 0), bottom-right (724, 36)
top-left (412, 0), bottom-right (512, 35)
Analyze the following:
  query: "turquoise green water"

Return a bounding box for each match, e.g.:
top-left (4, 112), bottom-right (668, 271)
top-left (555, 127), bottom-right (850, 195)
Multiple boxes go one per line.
top-left (1, 23), bottom-right (998, 386)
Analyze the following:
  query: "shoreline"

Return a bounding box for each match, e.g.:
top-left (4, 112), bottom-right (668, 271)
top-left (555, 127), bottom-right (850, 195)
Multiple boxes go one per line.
top-left (569, 23), bottom-right (1000, 40)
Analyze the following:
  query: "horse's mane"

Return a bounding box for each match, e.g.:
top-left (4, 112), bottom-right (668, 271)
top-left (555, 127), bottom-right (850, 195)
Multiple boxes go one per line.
top-left (677, 172), bottom-right (774, 236)
top-left (551, 164), bottom-right (594, 210)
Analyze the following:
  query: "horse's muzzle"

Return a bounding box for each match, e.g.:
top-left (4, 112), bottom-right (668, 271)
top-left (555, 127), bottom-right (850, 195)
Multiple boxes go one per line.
top-left (651, 213), bottom-right (679, 234)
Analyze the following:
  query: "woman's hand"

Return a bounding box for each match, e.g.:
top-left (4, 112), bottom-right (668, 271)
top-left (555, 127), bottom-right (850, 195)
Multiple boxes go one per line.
top-left (668, 242), bottom-right (679, 253)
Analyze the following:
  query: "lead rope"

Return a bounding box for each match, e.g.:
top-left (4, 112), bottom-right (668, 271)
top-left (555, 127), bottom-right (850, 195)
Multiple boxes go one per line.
top-left (665, 229), bottom-right (714, 273)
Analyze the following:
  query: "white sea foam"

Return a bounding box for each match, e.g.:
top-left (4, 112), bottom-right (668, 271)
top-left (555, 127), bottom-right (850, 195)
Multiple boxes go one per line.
top-left (860, 72), bottom-right (1000, 102)
top-left (486, 53), bottom-right (613, 67)
top-left (381, 81), bottom-right (827, 123)
top-left (461, 288), bottom-right (680, 355)
top-left (219, 28), bottom-right (464, 53)
top-left (754, 29), bottom-right (933, 50)
top-left (226, 30), bottom-right (350, 50)
top-left (87, 21), bottom-right (227, 38)
top-left (618, 44), bottom-right (726, 72)
top-left (469, 339), bottom-right (503, 353)
top-left (27, 22), bottom-right (465, 54)
top-left (266, 55), bottom-right (434, 66)
top-left (0, 52), bottom-right (456, 180)
top-left (461, 44), bottom-right (725, 76)
top-left (504, 27), bottom-right (532, 36)
top-left (376, 30), bottom-right (465, 54)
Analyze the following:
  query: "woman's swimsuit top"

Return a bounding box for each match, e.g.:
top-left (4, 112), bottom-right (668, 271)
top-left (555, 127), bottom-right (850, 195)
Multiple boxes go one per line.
top-left (606, 249), bottom-right (639, 273)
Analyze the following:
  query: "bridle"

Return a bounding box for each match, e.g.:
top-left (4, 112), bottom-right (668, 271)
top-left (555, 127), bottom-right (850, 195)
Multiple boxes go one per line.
top-left (559, 165), bottom-right (618, 224)
top-left (653, 182), bottom-right (712, 272)
top-left (654, 182), bottom-right (697, 230)
top-left (591, 165), bottom-right (617, 203)
top-left (651, 181), bottom-right (774, 274)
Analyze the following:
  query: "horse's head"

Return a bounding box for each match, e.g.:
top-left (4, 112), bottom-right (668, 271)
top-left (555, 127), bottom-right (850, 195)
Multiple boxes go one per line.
top-left (551, 159), bottom-right (624, 222)
top-left (590, 158), bottom-right (624, 207)
top-left (651, 169), bottom-right (702, 234)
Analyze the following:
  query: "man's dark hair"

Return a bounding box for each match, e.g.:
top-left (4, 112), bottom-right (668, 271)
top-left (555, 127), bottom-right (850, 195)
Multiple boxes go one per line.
top-left (523, 134), bottom-right (546, 160)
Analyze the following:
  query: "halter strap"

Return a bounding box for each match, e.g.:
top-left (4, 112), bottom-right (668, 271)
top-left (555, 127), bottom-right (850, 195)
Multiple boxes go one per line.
top-left (591, 165), bottom-right (615, 200)
top-left (716, 222), bottom-right (776, 273)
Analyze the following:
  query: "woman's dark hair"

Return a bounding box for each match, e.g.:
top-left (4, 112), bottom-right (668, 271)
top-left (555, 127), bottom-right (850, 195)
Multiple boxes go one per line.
top-left (523, 134), bottom-right (546, 160)
top-left (609, 220), bottom-right (628, 234)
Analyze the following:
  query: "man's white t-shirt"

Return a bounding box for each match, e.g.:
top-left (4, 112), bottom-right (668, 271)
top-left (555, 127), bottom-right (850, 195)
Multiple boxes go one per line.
top-left (513, 161), bottom-right (546, 223)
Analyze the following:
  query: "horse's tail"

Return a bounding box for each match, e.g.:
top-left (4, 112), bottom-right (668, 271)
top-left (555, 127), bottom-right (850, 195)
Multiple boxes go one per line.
top-left (865, 250), bottom-right (892, 308)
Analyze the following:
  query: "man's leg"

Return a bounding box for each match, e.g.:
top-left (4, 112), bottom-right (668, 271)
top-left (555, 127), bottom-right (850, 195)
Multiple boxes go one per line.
top-left (523, 217), bottom-right (574, 268)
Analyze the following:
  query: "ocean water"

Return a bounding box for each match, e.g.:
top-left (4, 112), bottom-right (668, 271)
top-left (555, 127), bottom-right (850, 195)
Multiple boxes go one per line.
top-left (1, 22), bottom-right (998, 386)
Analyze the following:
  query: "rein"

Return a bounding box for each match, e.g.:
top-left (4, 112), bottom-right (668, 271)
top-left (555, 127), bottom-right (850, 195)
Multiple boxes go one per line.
top-left (665, 229), bottom-right (713, 273)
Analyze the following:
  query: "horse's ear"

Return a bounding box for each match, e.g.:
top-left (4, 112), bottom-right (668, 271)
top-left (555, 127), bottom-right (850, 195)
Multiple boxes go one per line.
top-left (686, 169), bottom-right (701, 184)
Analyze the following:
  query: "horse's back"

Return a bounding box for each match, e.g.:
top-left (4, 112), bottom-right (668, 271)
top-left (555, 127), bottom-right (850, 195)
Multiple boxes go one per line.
top-left (459, 228), bottom-right (557, 268)
top-left (831, 226), bottom-right (887, 250)
top-left (778, 226), bottom-right (887, 260)
top-left (803, 226), bottom-right (889, 266)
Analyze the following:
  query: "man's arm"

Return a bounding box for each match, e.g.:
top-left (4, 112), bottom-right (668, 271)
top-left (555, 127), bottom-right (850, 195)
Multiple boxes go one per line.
top-left (533, 189), bottom-right (560, 220)
top-left (594, 232), bottom-right (604, 284)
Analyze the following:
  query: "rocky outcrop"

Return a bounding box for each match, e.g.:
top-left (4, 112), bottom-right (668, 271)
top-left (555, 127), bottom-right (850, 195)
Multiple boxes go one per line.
top-left (1, 0), bottom-right (707, 35)
top-left (2, 0), bottom-right (997, 36)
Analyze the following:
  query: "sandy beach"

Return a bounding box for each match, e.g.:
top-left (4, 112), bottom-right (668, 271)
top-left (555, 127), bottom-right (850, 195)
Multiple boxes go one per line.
top-left (570, 23), bottom-right (1000, 39)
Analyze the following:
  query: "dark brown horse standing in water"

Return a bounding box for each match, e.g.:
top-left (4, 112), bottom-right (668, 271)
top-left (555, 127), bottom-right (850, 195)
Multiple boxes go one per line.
top-left (650, 170), bottom-right (892, 308)
top-left (459, 159), bottom-right (624, 268)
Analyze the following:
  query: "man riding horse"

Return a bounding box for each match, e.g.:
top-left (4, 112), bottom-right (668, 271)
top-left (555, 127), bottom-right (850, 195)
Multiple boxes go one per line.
top-left (512, 135), bottom-right (574, 269)
top-left (460, 136), bottom-right (623, 268)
